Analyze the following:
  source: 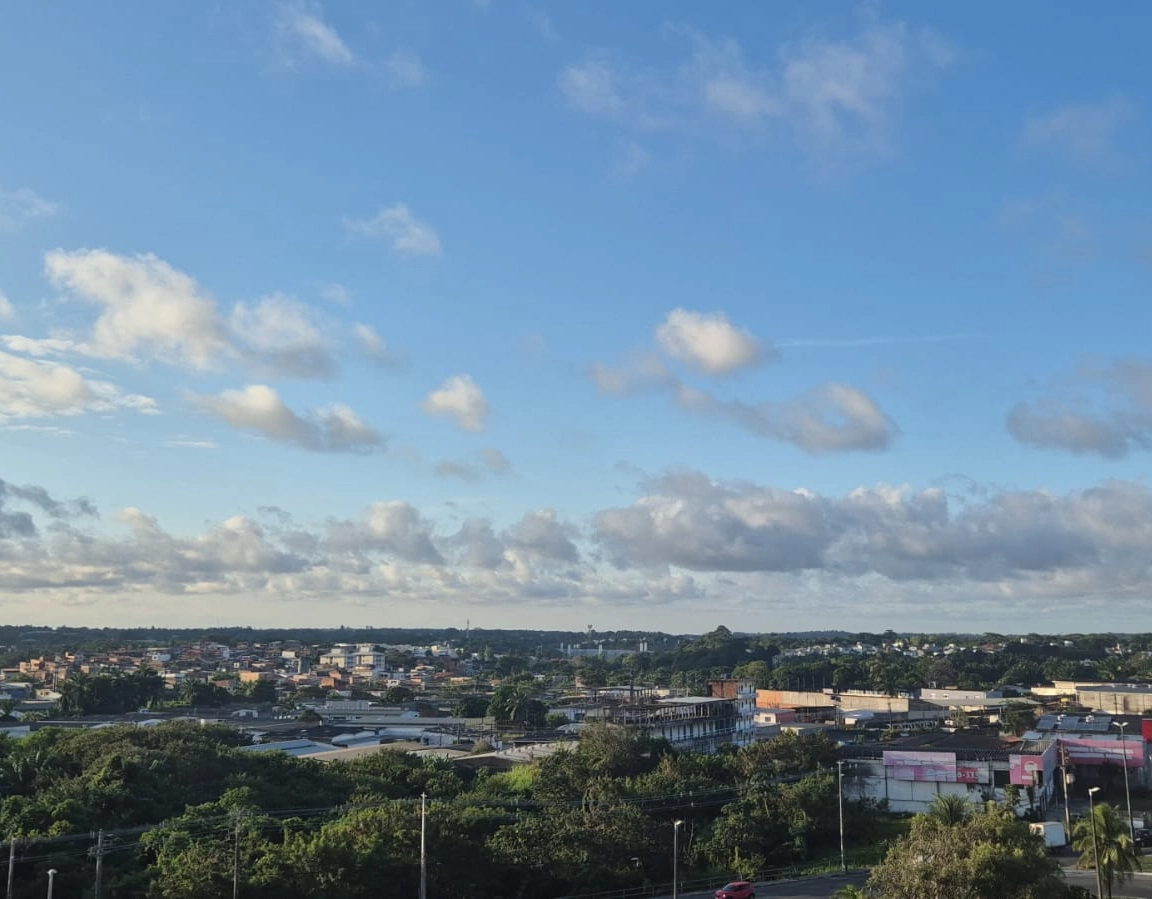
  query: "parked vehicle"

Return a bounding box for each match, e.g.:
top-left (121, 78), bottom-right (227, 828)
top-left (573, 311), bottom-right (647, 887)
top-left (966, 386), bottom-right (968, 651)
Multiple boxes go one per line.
top-left (1029, 821), bottom-right (1068, 852)
top-left (714, 882), bottom-right (755, 899)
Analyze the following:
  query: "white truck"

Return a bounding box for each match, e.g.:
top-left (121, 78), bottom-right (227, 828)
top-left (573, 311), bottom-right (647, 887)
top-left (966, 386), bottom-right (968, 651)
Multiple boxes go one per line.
top-left (1030, 821), bottom-right (1068, 852)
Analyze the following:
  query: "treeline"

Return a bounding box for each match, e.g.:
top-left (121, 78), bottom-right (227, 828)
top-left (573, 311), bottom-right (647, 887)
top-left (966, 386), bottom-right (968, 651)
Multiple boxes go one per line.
top-left (50, 668), bottom-right (277, 717)
top-left (763, 637), bottom-right (1152, 695)
top-left (0, 723), bottom-right (875, 898)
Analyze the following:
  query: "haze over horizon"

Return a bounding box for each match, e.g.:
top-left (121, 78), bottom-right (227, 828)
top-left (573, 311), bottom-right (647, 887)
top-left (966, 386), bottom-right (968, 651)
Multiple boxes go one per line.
top-left (2, 2), bottom-right (1151, 634)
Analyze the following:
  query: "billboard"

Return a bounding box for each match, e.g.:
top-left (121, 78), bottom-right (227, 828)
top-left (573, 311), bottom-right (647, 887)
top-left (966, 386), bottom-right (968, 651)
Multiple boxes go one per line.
top-left (1062, 736), bottom-right (1144, 768)
top-left (956, 764), bottom-right (988, 784)
top-left (883, 750), bottom-right (958, 782)
top-left (1010, 741), bottom-right (1059, 786)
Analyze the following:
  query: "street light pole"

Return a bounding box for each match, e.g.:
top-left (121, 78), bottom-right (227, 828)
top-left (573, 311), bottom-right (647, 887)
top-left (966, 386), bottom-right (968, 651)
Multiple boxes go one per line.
top-left (45, 869), bottom-right (56, 899)
top-left (1060, 741), bottom-right (1074, 843)
top-left (419, 792), bottom-right (427, 899)
top-left (1088, 787), bottom-right (1103, 899)
top-left (1114, 721), bottom-right (1136, 844)
top-left (837, 760), bottom-right (846, 873)
top-left (672, 820), bottom-right (683, 899)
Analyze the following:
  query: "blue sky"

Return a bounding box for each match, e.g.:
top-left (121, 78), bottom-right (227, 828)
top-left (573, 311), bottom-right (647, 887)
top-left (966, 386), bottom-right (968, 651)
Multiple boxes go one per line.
top-left (1, 1), bottom-right (1151, 633)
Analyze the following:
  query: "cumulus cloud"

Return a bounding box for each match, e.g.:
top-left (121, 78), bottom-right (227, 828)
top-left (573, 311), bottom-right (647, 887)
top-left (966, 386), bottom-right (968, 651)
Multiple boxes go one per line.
top-left (0, 185), bottom-right (57, 232)
top-left (230, 294), bottom-right (336, 379)
top-left (593, 354), bottom-right (894, 453)
top-left (594, 471), bottom-right (1152, 586)
top-left (506, 508), bottom-right (580, 564)
top-left (273, 1), bottom-right (357, 68)
top-left (328, 500), bottom-right (444, 564)
top-left (1022, 97), bottom-right (1133, 167)
top-left (559, 19), bottom-right (953, 166)
top-left (192, 384), bottom-right (382, 453)
top-left (41, 249), bottom-right (338, 379)
top-left (1007, 359), bottom-right (1152, 458)
top-left (711, 382), bottom-right (896, 453)
top-left (344, 203), bottom-right (442, 257)
top-left (0, 292), bottom-right (14, 322)
top-left (656, 308), bottom-right (769, 375)
top-left (45, 249), bottom-right (230, 369)
top-left (0, 350), bottom-right (156, 422)
top-left (353, 322), bottom-right (404, 367)
top-left (593, 309), bottom-right (893, 452)
top-left (8, 471), bottom-right (1152, 625)
top-left (422, 374), bottom-right (489, 432)
top-left (0, 477), bottom-right (94, 537)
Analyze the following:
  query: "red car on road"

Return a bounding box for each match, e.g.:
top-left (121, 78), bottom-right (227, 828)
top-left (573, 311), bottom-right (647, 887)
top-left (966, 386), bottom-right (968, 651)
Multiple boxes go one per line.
top-left (714, 882), bottom-right (755, 899)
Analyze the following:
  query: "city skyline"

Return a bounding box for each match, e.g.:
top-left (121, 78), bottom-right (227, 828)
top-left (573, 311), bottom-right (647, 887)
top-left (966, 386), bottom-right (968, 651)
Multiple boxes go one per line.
top-left (1, 2), bottom-right (1151, 632)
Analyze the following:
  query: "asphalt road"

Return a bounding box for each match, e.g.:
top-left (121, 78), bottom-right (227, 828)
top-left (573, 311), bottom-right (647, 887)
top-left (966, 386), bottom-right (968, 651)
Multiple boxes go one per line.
top-left (671, 872), bottom-right (868, 899)
top-left (1062, 867), bottom-right (1152, 898)
top-left (665, 868), bottom-right (1152, 898)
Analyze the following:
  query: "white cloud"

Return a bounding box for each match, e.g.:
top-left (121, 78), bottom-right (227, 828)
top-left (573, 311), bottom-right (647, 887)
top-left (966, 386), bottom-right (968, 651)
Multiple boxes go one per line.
top-left (344, 203), bottom-right (442, 257)
top-left (41, 249), bottom-right (339, 379)
top-left (560, 20), bottom-right (953, 166)
top-left (593, 312), bottom-right (892, 453)
top-left (322, 500), bottom-right (445, 565)
top-left (713, 382), bottom-right (896, 454)
top-left (422, 374), bottom-right (489, 432)
top-left (163, 438), bottom-right (218, 449)
top-left (353, 322), bottom-right (404, 366)
top-left (230, 294), bottom-right (336, 379)
top-left (1007, 359), bottom-right (1152, 458)
top-left (192, 384), bottom-right (382, 453)
top-left (0, 336), bottom-right (78, 357)
top-left (8, 473), bottom-right (1152, 628)
top-left (0, 349), bottom-right (156, 421)
top-left (45, 249), bottom-right (229, 369)
top-left (1022, 97), bottom-right (1133, 166)
top-left (594, 470), bottom-right (1150, 587)
top-left (273, 1), bottom-right (356, 68)
top-left (560, 58), bottom-right (628, 116)
top-left (0, 185), bottom-right (57, 232)
top-left (0, 292), bottom-right (13, 321)
top-left (655, 308), bottom-right (768, 375)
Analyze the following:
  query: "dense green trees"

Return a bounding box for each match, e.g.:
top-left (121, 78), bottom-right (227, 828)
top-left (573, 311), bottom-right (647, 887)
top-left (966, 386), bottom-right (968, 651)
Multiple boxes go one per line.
top-left (486, 683), bottom-right (547, 727)
top-left (868, 801), bottom-right (1087, 899)
top-left (0, 722), bottom-right (863, 898)
top-left (57, 667), bottom-right (168, 715)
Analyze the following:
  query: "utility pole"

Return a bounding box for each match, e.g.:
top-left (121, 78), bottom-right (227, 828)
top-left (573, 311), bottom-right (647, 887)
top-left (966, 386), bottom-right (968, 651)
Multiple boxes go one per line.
top-left (6, 838), bottom-right (15, 899)
top-left (1115, 721), bottom-right (1136, 844)
top-left (419, 793), bottom-right (427, 899)
top-left (1060, 741), bottom-right (1073, 844)
top-left (837, 760), bottom-right (846, 873)
top-left (232, 809), bottom-right (242, 899)
top-left (93, 829), bottom-right (105, 899)
top-left (1088, 787), bottom-right (1103, 899)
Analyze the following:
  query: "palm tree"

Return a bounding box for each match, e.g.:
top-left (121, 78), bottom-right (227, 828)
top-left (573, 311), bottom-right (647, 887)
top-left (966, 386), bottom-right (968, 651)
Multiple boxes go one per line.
top-left (1073, 800), bottom-right (1142, 898)
top-left (924, 793), bottom-right (972, 825)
